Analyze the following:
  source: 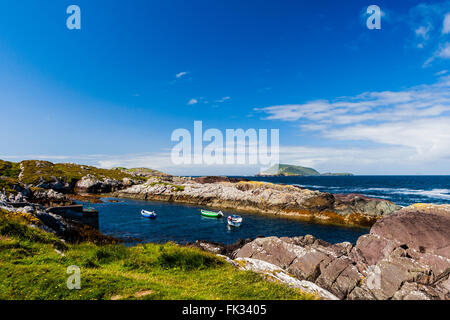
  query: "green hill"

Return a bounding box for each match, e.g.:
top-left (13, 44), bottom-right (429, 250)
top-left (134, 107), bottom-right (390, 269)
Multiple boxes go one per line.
top-left (257, 164), bottom-right (321, 176)
top-left (0, 160), bottom-right (169, 195)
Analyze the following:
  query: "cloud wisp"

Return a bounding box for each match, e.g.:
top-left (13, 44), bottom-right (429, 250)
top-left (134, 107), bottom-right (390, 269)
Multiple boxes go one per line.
top-left (257, 76), bottom-right (450, 170)
top-left (187, 98), bottom-right (198, 105)
top-left (176, 71), bottom-right (189, 79)
top-left (258, 76), bottom-right (450, 125)
top-left (406, 1), bottom-right (450, 65)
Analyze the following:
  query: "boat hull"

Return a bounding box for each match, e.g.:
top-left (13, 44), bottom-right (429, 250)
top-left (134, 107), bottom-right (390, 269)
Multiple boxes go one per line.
top-left (227, 215), bottom-right (243, 227)
top-left (141, 210), bottom-right (157, 219)
top-left (200, 210), bottom-right (223, 218)
top-left (227, 221), bottom-right (242, 227)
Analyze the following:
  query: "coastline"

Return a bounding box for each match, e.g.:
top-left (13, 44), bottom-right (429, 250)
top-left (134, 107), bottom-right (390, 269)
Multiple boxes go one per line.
top-left (111, 192), bottom-right (374, 229)
top-left (112, 177), bottom-right (401, 228)
top-left (1, 160), bottom-right (449, 300)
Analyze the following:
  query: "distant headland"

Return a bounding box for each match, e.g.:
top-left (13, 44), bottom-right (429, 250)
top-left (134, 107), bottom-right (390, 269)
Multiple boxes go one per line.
top-left (256, 164), bottom-right (353, 177)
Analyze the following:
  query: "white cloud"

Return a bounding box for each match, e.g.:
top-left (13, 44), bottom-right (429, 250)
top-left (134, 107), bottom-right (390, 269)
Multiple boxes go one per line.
top-left (436, 42), bottom-right (450, 58)
top-left (406, 2), bottom-right (450, 65)
top-left (257, 76), bottom-right (450, 174)
top-left (443, 12), bottom-right (450, 34)
top-left (326, 118), bottom-right (450, 161)
top-left (415, 24), bottom-right (432, 40)
top-left (257, 76), bottom-right (450, 126)
top-left (435, 69), bottom-right (448, 76)
top-left (187, 98), bottom-right (198, 105)
top-left (427, 42), bottom-right (450, 65)
top-left (176, 71), bottom-right (189, 79)
top-left (215, 96), bottom-right (231, 103)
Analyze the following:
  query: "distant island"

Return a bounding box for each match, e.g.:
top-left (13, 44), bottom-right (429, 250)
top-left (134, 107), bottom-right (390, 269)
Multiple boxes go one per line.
top-left (256, 164), bottom-right (353, 177)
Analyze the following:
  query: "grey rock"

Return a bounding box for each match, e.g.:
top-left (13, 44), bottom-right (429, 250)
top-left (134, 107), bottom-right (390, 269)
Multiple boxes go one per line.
top-left (235, 236), bottom-right (307, 269)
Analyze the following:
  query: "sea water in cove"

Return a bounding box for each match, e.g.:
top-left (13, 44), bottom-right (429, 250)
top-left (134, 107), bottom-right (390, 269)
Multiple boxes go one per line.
top-left (92, 176), bottom-right (450, 246)
top-left (94, 198), bottom-right (366, 246)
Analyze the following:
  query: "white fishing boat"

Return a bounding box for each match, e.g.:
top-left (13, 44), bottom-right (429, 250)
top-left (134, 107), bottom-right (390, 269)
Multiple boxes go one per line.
top-left (227, 215), bottom-right (243, 227)
top-left (141, 209), bottom-right (157, 219)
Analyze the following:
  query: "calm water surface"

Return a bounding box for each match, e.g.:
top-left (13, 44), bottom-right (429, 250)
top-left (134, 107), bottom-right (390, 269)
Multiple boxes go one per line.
top-left (94, 198), bottom-right (367, 246)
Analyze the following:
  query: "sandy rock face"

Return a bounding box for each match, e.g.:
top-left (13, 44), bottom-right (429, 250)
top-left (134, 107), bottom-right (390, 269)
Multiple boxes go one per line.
top-left (226, 204), bottom-right (450, 300)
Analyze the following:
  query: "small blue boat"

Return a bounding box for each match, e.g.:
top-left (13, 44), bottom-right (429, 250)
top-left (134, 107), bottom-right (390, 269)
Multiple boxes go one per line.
top-left (141, 209), bottom-right (157, 219)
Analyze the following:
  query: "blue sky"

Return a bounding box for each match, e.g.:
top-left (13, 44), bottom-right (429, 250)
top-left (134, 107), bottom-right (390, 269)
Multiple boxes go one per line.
top-left (1, 0), bottom-right (450, 175)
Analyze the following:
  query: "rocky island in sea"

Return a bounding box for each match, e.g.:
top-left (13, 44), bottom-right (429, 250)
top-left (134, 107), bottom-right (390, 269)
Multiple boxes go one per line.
top-left (257, 164), bottom-right (353, 177)
top-left (0, 159), bottom-right (449, 300)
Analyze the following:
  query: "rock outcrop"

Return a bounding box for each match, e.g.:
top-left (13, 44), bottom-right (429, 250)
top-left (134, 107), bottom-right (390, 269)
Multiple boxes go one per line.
top-left (29, 189), bottom-right (73, 206)
top-left (116, 179), bottom-right (400, 227)
top-left (197, 204), bottom-right (450, 300)
top-left (0, 188), bottom-right (72, 207)
top-left (1, 194), bottom-right (118, 244)
top-left (235, 257), bottom-right (339, 300)
top-left (75, 174), bottom-right (138, 194)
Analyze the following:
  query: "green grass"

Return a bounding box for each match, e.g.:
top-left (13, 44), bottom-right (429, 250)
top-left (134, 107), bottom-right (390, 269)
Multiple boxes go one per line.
top-left (0, 159), bottom-right (175, 196)
top-left (0, 160), bottom-right (21, 194)
top-left (0, 160), bottom-right (21, 179)
top-left (0, 210), bottom-right (314, 300)
top-left (149, 181), bottom-right (185, 192)
top-left (116, 167), bottom-right (168, 176)
top-left (0, 177), bottom-right (19, 194)
top-left (18, 160), bottom-right (141, 185)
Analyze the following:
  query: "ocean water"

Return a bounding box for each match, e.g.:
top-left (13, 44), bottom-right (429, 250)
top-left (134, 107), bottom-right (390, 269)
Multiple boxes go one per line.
top-left (241, 175), bottom-right (450, 207)
top-left (94, 198), bottom-right (367, 246)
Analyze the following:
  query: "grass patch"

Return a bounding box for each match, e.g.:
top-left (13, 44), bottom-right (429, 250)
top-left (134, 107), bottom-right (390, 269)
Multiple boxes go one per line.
top-left (0, 211), bottom-right (314, 300)
top-left (0, 177), bottom-right (19, 195)
top-left (0, 209), bottom-right (67, 251)
top-left (19, 160), bottom-right (141, 186)
top-left (0, 160), bottom-right (21, 179)
top-left (149, 182), bottom-right (185, 192)
top-left (123, 243), bottom-right (223, 272)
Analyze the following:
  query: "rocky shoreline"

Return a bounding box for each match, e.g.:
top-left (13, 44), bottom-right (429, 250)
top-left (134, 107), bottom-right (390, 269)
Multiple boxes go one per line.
top-left (193, 203), bottom-right (450, 300)
top-left (0, 190), bottom-right (119, 244)
top-left (1, 160), bottom-right (449, 300)
top-left (1, 160), bottom-right (401, 228)
top-left (114, 175), bottom-right (400, 227)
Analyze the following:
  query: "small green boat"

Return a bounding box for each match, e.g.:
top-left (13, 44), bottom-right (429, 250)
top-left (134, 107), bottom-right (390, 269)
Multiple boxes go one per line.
top-left (201, 209), bottom-right (223, 218)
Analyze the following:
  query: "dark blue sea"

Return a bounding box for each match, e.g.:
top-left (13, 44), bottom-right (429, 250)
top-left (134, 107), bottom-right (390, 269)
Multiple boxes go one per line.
top-left (90, 176), bottom-right (449, 246)
top-left (243, 175), bottom-right (450, 207)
